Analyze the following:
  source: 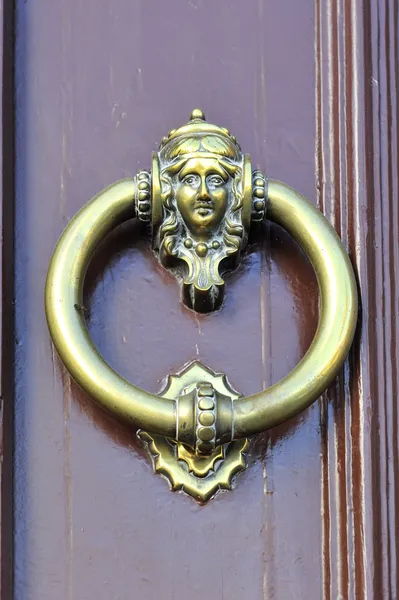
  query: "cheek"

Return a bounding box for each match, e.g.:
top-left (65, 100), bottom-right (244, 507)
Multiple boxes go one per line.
top-left (212, 188), bottom-right (228, 211)
top-left (176, 186), bottom-right (195, 209)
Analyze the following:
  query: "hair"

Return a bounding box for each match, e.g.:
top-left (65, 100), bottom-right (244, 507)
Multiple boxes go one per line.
top-left (158, 136), bottom-right (244, 264)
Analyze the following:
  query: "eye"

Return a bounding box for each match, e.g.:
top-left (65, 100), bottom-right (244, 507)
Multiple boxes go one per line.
top-left (207, 175), bottom-right (225, 187)
top-left (182, 174), bottom-right (200, 187)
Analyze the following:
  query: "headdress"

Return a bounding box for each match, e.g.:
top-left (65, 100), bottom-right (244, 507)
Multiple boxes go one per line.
top-left (158, 109), bottom-right (242, 165)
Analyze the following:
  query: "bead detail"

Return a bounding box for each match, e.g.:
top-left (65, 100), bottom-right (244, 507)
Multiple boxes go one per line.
top-left (198, 396), bottom-right (215, 410)
top-left (251, 170), bottom-right (267, 222)
top-left (195, 382), bottom-right (217, 456)
top-left (199, 411), bottom-right (215, 426)
top-left (191, 108), bottom-right (205, 120)
top-left (135, 170), bottom-right (152, 223)
top-left (195, 243), bottom-right (208, 257)
top-left (182, 238), bottom-right (223, 255)
top-left (198, 427), bottom-right (215, 442)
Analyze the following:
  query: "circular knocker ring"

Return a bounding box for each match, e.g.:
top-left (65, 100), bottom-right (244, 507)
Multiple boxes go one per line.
top-left (45, 110), bottom-right (358, 502)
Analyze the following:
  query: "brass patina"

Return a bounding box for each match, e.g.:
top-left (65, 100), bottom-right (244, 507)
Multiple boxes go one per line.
top-left (45, 110), bottom-right (358, 502)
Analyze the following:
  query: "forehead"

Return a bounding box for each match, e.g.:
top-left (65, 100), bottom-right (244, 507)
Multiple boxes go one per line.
top-left (178, 157), bottom-right (228, 180)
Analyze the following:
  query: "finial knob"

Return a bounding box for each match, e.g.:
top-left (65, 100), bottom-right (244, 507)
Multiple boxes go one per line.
top-left (190, 108), bottom-right (205, 121)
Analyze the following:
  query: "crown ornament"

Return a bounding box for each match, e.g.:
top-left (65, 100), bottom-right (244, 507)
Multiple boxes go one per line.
top-left (158, 109), bottom-right (241, 161)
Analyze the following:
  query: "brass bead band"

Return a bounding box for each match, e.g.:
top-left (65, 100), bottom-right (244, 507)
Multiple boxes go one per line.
top-left (251, 170), bottom-right (267, 221)
top-left (135, 170), bottom-right (152, 222)
top-left (195, 382), bottom-right (217, 455)
top-left (176, 382), bottom-right (234, 454)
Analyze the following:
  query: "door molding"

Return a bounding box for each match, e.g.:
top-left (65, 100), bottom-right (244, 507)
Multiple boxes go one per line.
top-left (0, 0), bottom-right (16, 595)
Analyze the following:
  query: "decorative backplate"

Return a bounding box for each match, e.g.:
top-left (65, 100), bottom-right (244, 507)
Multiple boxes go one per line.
top-left (138, 361), bottom-right (249, 502)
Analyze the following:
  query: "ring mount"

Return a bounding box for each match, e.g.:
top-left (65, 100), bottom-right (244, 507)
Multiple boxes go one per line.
top-left (138, 361), bottom-right (247, 502)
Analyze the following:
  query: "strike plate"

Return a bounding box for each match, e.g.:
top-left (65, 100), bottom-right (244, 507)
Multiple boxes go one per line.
top-left (138, 361), bottom-right (248, 502)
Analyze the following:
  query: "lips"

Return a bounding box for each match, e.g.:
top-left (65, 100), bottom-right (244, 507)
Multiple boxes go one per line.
top-left (195, 200), bottom-right (214, 215)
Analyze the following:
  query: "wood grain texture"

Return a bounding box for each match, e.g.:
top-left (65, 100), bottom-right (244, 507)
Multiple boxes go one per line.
top-left (8, 0), bottom-right (399, 599)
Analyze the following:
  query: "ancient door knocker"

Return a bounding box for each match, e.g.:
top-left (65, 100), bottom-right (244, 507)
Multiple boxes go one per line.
top-left (45, 110), bottom-right (358, 502)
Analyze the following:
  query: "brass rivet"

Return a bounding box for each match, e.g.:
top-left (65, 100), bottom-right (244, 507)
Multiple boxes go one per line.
top-left (212, 240), bottom-right (220, 249)
top-left (198, 384), bottom-right (213, 397)
top-left (198, 427), bottom-right (215, 442)
top-left (199, 411), bottom-right (215, 426)
top-left (139, 202), bottom-right (150, 212)
top-left (254, 187), bottom-right (265, 199)
top-left (190, 108), bottom-right (205, 121)
top-left (196, 243), bottom-right (208, 257)
top-left (137, 172), bottom-right (147, 181)
top-left (139, 191), bottom-right (149, 201)
top-left (184, 238), bottom-right (193, 248)
top-left (198, 396), bottom-right (215, 410)
top-left (254, 200), bottom-right (264, 211)
top-left (197, 441), bottom-right (214, 454)
top-left (254, 178), bottom-right (264, 187)
top-left (138, 181), bottom-right (148, 190)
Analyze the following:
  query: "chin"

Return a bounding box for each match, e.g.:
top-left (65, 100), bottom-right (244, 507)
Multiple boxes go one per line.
top-left (194, 221), bottom-right (216, 235)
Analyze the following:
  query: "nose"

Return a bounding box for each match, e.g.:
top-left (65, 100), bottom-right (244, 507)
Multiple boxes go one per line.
top-left (197, 177), bottom-right (211, 201)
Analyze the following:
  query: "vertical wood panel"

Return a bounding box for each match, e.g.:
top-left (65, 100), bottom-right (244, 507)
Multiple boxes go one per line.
top-left (317, 0), bottom-right (399, 598)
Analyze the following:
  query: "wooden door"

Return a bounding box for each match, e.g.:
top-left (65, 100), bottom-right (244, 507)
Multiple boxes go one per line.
top-left (1, 0), bottom-right (397, 598)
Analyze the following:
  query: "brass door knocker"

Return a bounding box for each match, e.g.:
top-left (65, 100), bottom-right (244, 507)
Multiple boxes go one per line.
top-left (45, 110), bottom-right (358, 502)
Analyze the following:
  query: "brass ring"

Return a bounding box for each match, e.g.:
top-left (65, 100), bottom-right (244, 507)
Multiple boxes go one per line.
top-left (45, 179), bottom-right (177, 437)
top-left (45, 178), bottom-right (358, 440)
top-left (234, 179), bottom-right (358, 435)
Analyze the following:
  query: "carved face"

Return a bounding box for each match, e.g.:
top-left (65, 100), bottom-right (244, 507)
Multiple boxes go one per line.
top-left (174, 157), bottom-right (229, 239)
